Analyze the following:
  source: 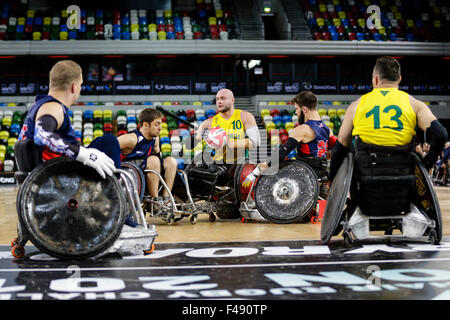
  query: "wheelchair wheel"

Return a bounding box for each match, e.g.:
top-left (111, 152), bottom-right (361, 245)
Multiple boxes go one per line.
top-left (121, 161), bottom-right (146, 202)
top-left (254, 160), bottom-right (319, 224)
top-left (234, 163), bottom-right (257, 203)
top-left (18, 157), bottom-right (126, 259)
top-left (321, 153), bottom-right (354, 244)
top-left (413, 153), bottom-right (443, 243)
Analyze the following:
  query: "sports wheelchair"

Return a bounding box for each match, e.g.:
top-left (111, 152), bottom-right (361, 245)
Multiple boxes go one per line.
top-left (121, 159), bottom-right (203, 224)
top-left (238, 155), bottom-right (329, 224)
top-left (133, 106), bottom-right (329, 225)
top-left (321, 138), bottom-right (442, 245)
top-left (123, 153), bottom-right (328, 225)
top-left (11, 139), bottom-right (157, 260)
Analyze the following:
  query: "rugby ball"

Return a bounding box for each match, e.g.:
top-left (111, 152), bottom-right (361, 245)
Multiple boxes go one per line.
top-left (206, 127), bottom-right (228, 149)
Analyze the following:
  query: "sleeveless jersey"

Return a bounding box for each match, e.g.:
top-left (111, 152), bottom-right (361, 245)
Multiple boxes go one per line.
top-left (19, 95), bottom-right (78, 161)
top-left (120, 130), bottom-right (156, 169)
top-left (298, 120), bottom-right (330, 158)
top-left (211, 108), bottom-right (246, 163)
top-left (353, 88), bottom-right (417, 146)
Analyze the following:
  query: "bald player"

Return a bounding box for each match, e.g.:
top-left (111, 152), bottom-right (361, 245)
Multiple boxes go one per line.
top-left (195, 88), bottom-right (260, 165)
top-left (329, 56), bottom-right (447, 182)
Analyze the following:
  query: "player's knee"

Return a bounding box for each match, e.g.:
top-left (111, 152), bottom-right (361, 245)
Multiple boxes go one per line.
top-left (146, 156), bottom-right (161, 170)
top-left (164, 156), bottom-right (177, 172)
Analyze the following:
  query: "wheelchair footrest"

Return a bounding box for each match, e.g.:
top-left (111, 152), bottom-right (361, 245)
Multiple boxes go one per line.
top-left (345, 204), bottom-right (435, 241)
top-left (239, 202), bottom-right (267, 222)
top-left (101, 224), bottom-right (158, 257)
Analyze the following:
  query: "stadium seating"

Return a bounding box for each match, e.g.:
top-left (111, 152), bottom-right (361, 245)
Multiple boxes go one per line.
top-left (303, 0), bottom-right (449, 42)
top-left (0, 0), bottom-right (238, 41)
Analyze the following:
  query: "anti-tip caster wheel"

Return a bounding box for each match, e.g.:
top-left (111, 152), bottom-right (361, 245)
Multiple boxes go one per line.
top-left (143, 243), bottom-right (155, 255)
top-left (311, 216), bottom-right (320, 224)
top-left (10, 238), bottom-right (19, 248)
top-left (428, 229), bottom-right (438, 245)
top-left (190, 214), bottom-right (198, 224)
top-left (209, 213), bottom-right (216, 223)
top-left (11, 245), bottom-right (25, 259)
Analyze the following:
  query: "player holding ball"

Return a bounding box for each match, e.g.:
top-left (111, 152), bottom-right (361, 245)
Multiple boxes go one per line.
top-left (195, 88), bottom-right (260, 166)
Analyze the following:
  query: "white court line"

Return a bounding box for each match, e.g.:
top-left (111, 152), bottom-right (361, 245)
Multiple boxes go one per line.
top-left (1, 256), bottom-right (450, 273)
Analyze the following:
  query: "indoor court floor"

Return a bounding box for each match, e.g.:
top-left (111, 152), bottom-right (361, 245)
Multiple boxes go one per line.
top-left (1, 185), bottom-right (450, 300)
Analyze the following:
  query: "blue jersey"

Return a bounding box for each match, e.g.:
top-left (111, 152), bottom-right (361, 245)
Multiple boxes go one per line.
top-left (297, 120), bottom-right (330, 158)
top-left (19, 95), bottom-right (78, 160)
top-left (121, 130), bottom-right (156, 169)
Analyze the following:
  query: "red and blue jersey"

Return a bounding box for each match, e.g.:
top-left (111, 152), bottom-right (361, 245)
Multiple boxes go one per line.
top-left (298, 120), bottom-right (330, 158)
top-left (19, 95), bottom-right (78, 161)
top-left (120, 130), bottom-right (156, 169)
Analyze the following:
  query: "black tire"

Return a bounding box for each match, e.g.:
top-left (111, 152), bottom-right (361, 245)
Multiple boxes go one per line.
top-left (18, 157), bottom-right (126, 260)
top-left (121, 161), bottom-right (146, 202)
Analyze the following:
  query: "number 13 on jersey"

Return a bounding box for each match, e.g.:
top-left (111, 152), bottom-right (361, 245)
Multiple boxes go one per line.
top-left (365, 104), bottom-right (404, 131)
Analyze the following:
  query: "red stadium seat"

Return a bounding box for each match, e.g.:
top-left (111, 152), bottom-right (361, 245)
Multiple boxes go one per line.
top-left (103, 123), bottom-right (113, 132)
top-left (270, 109), bottom-right (280, 117)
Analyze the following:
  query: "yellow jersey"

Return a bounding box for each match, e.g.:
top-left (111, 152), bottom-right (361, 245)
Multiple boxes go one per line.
top-left (353, 88), bottom-right (417, 146)
top-left (211, 108), bottom-right (246, 163)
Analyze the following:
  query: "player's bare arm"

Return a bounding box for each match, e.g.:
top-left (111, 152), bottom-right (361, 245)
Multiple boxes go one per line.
top-left (196, 118), bottom-right (213, 140)
top-left (117, 133), bottom-right (138, 155)
top-left (337, 98), bottom-right (360, 148)
top-left (409, 95), bottom-right (437, 131)
top-left (35, 102), bottom-right (65, 129)
top-left (153, 136), bottom-right (160, 154)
